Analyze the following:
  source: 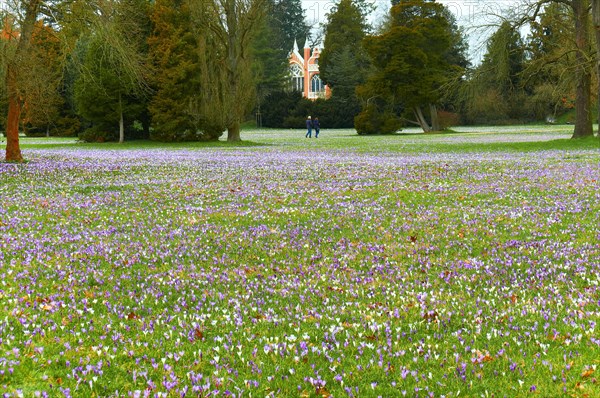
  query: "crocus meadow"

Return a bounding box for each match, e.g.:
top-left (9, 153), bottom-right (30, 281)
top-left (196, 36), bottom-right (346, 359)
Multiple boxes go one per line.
top-left (1, 130), bottom-right (599, 397)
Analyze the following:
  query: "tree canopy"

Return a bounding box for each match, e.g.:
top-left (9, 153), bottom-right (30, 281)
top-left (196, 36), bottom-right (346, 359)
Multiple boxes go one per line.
top-left (357, 0), bottom-right (466, 132)
top-left (1, 0), bottom-right (598, 156)
top-left (319, 0), bottom-right (370, 87)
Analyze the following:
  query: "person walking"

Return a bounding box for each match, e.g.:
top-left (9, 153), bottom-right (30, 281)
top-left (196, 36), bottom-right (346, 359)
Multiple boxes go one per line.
top-left (313, 117), bottom-right (320, 138)
top-left (305, 116), bottom-right (313, 138)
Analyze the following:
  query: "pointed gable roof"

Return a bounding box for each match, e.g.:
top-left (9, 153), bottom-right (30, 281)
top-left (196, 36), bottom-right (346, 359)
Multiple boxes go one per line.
top-left (290, 38), bottom-right (304, 64)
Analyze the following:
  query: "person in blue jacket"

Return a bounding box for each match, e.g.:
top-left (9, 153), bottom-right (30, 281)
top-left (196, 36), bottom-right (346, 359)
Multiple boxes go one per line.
top-left (313, 117), bottom-right (320, 138)
top-left (305, 116), bottom-right (313, 138)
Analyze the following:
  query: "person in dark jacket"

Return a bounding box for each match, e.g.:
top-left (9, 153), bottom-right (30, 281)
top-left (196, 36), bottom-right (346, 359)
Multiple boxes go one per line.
top-left (313, 117), bottom-right (320, 138)
top-left (305, 116), bottom-right (313, 138)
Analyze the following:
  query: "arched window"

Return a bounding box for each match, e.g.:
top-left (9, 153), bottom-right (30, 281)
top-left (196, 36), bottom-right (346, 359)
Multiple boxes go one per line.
top-left (290, 64), bottom-right (304, 93)
top-left (311, 74), bottom-right (324, 94)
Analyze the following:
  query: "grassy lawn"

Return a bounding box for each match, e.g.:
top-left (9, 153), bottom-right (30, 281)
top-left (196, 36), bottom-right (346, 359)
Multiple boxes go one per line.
top-left (1, 127), bottom-right (599, 397)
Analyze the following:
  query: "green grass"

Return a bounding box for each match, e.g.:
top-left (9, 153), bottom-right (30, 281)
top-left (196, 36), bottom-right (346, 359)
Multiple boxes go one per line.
top-left (0, 126), bottom-right (599, 397)
top-left (10, 125), bottom-right (600, 154)
top-left (15, 137), bottom-right (265, 150)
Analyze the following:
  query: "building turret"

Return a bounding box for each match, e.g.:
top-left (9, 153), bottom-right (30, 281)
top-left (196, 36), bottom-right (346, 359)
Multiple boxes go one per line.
top-left (289, 38), bottom-right (328, 100)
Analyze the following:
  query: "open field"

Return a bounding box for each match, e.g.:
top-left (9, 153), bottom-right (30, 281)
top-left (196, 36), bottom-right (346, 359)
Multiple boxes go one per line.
top-left (1, 128), bottom-right (599, 397)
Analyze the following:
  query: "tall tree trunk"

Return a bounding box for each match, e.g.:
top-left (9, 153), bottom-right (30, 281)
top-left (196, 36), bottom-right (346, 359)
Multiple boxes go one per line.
top-left (119, 93), bottom-right (125, 144)
top-left (592, 0), bottom-right (600, 139)
top-left (414, 106), bottom-right (431, 133)
top-left (429, 104), bottom-right (441, 132)
top-left (6, 68), bottom-right (24, 162)
top-left (227, 120), bottom-right (241, 142)
top-left (3, 0), bottom-right (42, 161)
top-left (572, 0), bottom-right (593, 138)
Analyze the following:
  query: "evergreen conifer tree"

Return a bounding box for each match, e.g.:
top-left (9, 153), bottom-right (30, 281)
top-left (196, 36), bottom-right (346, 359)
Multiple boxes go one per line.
top-left (357, 0), bottom-right (465, 132)
top-left (147, 0), bottom-right (213, 141)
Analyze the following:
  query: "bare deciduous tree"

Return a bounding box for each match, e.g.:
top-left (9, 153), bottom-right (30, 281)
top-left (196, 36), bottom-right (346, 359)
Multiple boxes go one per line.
top-left (591, 0), bottom-right (600, 140)
top-left (191, 0), bottom-right (268, 142)
top-left (513, 0), bottom-right (593, 138)
top-left (75, 0), bottom-right (149, 144)
top-left (2, 0), bottom-right (42, 162)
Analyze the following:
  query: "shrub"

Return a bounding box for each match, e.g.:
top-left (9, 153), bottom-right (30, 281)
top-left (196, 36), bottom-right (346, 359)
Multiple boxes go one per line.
top-left (260, 91), bottom-right (304, 128)
top-left (354, 104), bottom-right (402, 135)
top-left (79, 125), bottom-right (116, 142)
top-left (259, 91), bottom-right (360, 129)
top-left (53, 115), bottom-right (82, 137)
top-left (437, 110), bottom-right (460, 129)
top-left (24, 115), bottom-right (82, 137)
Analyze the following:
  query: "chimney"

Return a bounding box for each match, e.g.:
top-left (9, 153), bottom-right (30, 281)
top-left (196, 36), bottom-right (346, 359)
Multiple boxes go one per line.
top-left (303, 38), bottom-right (311, 98)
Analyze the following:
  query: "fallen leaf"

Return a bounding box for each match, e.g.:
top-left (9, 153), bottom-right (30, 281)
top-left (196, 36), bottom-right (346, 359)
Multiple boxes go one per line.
top-left (316, 386), bottom-right (331, 398)
top-left (423, 311), bottom-right (439, 321)
top-left (582, 369), bottom-right (595, 378)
